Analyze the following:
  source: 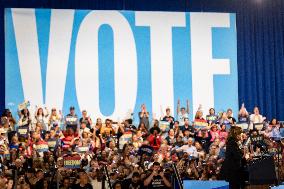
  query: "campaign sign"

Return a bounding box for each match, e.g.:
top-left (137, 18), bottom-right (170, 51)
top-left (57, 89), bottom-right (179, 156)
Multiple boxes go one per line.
top-left (159, 121), bottom-right (170, 132)
top-left (64, 155), bottom-right (81, 169)
top-left (17, 125), bottom-right (29, 142)
top-left (119, 131), bottom-right (133, 149)
top-left (61, 136), bottom-right (73, 150)
top-left (138, 145), bottom-right (154, 156)
top-left (47, 139), bottom-right (58, 151)
top-left (5, 9), bottom-right (238, 121)
top-left (76, 146), bottom-right (89, 153)
top-left (35, 140), bottom-right (49, 152)
top-left (18, 101), bottom-right (30, 111)
top-left (194, 121), bottom-right (208, 129)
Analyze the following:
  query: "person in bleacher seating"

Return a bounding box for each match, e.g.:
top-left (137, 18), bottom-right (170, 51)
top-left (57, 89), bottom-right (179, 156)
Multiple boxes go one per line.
top-left (65, 106), bottom-right (78, 132)
top-left (162, 108), bottom-right (175, 128)
top-left (177, 99), bottom-right (190, 126)
top-left (227, 108), bottom-right (236, 124)
top-left (238, 103), bottom-right (249, 123)
top-left (249, 106), bottom-right (266, 130)
top-left (206, 108), bottom-right (218, 125)
top-left (139, 104), bottom-right (150, 129)
top-left (0, 102), bottom-right (281, 188)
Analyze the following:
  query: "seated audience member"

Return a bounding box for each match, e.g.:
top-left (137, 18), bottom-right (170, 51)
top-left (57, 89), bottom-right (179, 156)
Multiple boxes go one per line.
top-left (210, 124), bottom-right (220, 142)
top-left (176, 137), bottom-right (198, 158)
top-left (267, 118), bottom-right (281, 140)
top-left (172, 121), bottom-right (181, 137)
top-left (165, 129), bottom-right (176, 146)
top-left (137, 122), bottom-right (149, 139)
top-left (180, 118), bottom-right (194, 136)
top-left (149, 119), bottom-right (161, 134)
top-left (219, 123), bottom-right (228, 143)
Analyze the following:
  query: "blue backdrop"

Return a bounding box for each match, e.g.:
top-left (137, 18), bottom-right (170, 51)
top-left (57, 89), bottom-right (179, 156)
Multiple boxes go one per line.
top-left (4, 9), bottom-right (238, 120)
top-left (1, 0), bottom-right (284, 120)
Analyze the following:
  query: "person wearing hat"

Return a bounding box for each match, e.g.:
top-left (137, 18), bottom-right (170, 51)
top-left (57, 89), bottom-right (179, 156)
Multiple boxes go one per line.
top-left (143, 162), bottom-right (171, 188)
top-left (65, 106), bottom-right (78, 132)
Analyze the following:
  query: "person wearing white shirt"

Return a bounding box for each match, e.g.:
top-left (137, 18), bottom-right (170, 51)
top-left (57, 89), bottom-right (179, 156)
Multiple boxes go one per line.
top-left (177, 99), bottom-right (189, 126)
top-left (249, 107), bottom-right (266, 130)
top-left (176, 137), bottom-right (198, 158)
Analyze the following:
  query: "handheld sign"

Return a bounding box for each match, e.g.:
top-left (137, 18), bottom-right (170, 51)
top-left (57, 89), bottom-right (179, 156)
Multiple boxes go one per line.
top-left (236, 123), bottom-right (249, 131)
top-left (138, 145), bottom-right (154, 156)
top-left (63, 155), bottom-right (81, 169)
top-left (17, 125), bottom-right (29, 142)
top-left (65, 116), bottom-right (78, 126)
top-left (254, 123), bottom-right (264, 131)
top-left (35, 140), bottom-right (49, 153)
top-left (18, 101), bottom-right (30, 111)
top-left (119, 131), bottom-right (132, 150)
top-left (159, 121), bottom-right (170, 132)
top-left (194, 121), bottom-right (208, 130)
top-left (76, 146), bottom-right (89, 153)
top-left (47, 139), bottom-right (58, 151)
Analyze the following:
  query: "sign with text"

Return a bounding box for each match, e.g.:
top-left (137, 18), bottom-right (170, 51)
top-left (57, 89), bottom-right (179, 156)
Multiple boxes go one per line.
top-left (5, 9), bottom-right (238, 120)
top-left (63, 155), bottom-right (81, 169)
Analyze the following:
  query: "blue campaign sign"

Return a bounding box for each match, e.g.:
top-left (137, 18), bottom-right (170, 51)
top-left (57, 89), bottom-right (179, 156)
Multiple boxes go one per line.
top-left (5, 9), bottom-right (238, 121)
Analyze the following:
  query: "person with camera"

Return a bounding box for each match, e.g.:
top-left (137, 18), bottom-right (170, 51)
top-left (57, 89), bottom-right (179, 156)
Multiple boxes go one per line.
top-left (143, 162), bottom-right (171, 189)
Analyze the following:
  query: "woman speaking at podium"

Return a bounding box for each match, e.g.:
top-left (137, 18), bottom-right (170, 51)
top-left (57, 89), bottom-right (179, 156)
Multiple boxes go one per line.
top-left (220, 126), bottom-right (246, 189)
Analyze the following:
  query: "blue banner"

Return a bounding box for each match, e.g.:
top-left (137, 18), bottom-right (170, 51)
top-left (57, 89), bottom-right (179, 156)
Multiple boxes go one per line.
top-left (5, 9), bottom-right (238, 121)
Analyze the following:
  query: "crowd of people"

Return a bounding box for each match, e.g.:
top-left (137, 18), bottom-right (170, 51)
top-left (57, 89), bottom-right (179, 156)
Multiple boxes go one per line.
top-left (0, 100), bottom-right (283, 189)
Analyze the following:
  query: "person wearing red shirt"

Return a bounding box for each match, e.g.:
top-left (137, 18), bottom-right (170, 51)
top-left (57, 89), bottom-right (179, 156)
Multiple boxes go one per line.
top-left (147, 128), bottom-right (161, 151)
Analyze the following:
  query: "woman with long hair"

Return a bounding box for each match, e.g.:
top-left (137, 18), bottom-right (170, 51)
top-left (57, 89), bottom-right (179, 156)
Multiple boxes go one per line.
top-left (220, 126), bottom-right (246, 189)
